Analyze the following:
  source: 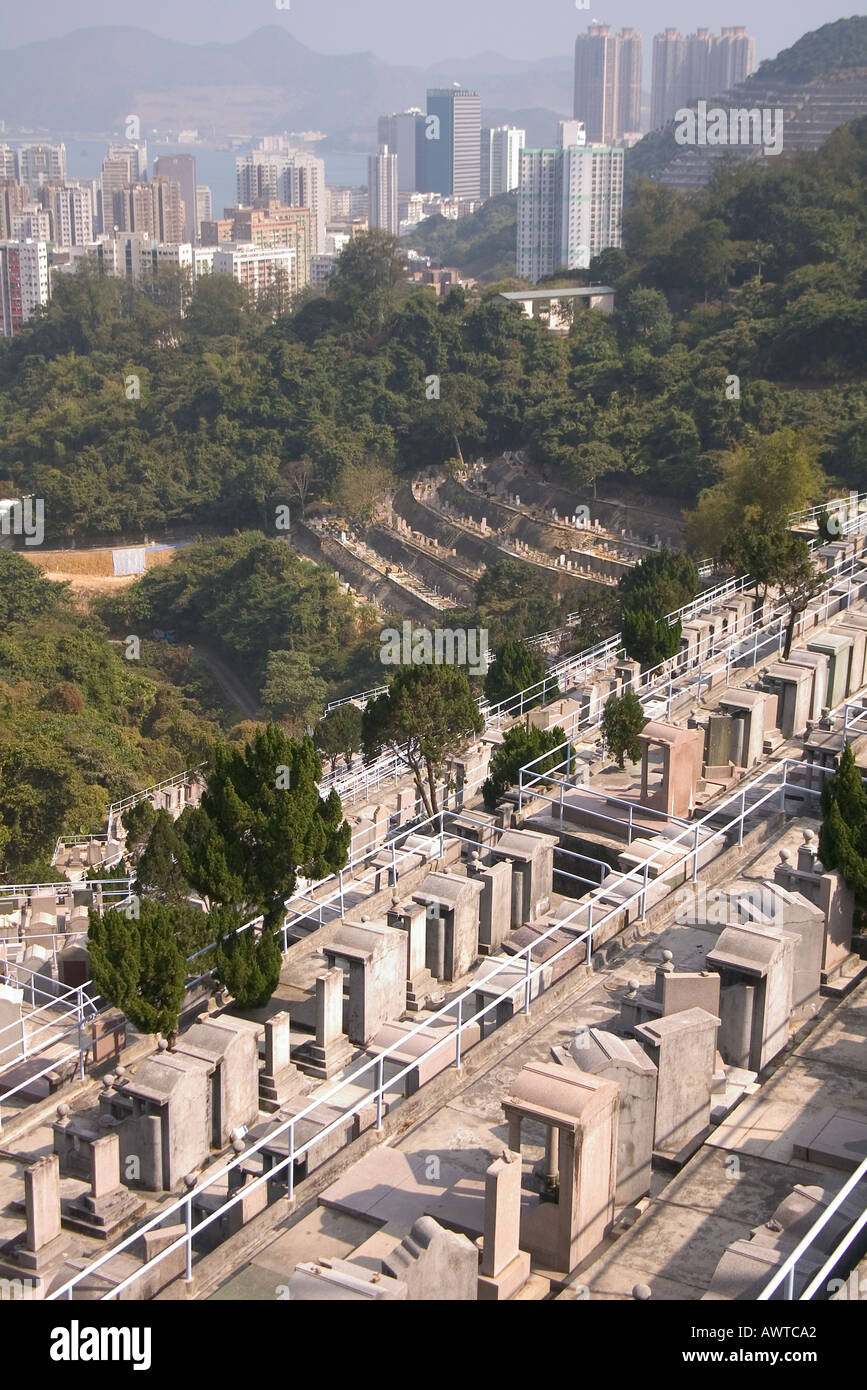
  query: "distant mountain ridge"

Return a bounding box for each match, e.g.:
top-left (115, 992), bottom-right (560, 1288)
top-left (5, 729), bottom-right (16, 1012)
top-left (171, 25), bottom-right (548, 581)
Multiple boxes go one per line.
top-left (0, 26), bottom-right (572, 139)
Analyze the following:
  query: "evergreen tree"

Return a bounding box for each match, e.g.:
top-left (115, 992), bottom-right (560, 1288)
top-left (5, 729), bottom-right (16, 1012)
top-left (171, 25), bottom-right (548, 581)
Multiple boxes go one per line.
top-left (182, 724), bottom-right (350, 928)
top-left (482, 724), bottom-right (568, 811)
top-left (484, 638), bottom-right (557, 709)
top-left (602, 688), bottom-right (648, 769)
top-left (819, 742), bottom-right (867, 901)
top-left (88, 900), bottom-right (187, 1041)
top-left (210, 904), bottom-right (282, 1010)
top-left (314, 704), bottom-right (364, 773)
top-left (362, 665), bottom-right (484, 819)
top-left (135, 809), bottom-right (191, 903)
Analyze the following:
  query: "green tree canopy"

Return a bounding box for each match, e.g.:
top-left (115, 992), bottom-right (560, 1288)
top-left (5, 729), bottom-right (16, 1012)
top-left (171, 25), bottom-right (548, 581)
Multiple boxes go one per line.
top-left (314, 703), bottom-right (364, 772)
top-left (88, 900), bottom-right (187, 1041)
top-left (362, 664), bottom-right (484, 819)
top-left (602, 687), bottom-right (648, 770)
top-left (482, 724), bottom-right (569, 811)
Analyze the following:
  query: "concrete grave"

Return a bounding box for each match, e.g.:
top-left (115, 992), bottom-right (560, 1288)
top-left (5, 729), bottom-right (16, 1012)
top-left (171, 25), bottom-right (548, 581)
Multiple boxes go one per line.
top-left (717, 689), bottom-right (775, 769)
top-left (638, 722), bottom-right (703, 818)
top-left (288, 1260), bottom-right (407, 1300)
top-left (322, 920), bottom-right (407, 1045)
top-left (762, 662), bottom-right (814, 739)
top-left (706, 924), bottom-right (796, 1072)
top-left (819, 869), bottom-right (856, 979)
top-left (466, 854), bottom-right (513, 955)
top-left (489, 828), bottom-right (557, 926)
top-left (477, 1149), bottom-right (532, 1301)
top-left (808, 632), bottom-right (855, 706)
top-left (619, 950), bottom-right (721, 1034)
top-left (386, 897), bottom-right (437, 1012)
top-left (503, 1063), bottom-right (619, 1274)
top-left (99, 1049), bottom-right (213, 1191)
top-left (383, 1216), bottom-right (478, 1300)
top-left (295, 968), bottom-right (355, 1079)
top-left (785, 650), bottom-right (830, 722)
top-left (62, 1132), bottom-right (145, 1240)
top-left (412, 870), bottom-right (484, 981)
top-left (635, 1008), bottom-right (720, 1159)
top-left (0, 1154), bottom-right (68, 1275)
top-left (174, 1016), bottom-right (261, 1148)
top-left (259, 1011), bottom-right (310, 1113)
top-left (563, 1027), bottom-right (657, 1207)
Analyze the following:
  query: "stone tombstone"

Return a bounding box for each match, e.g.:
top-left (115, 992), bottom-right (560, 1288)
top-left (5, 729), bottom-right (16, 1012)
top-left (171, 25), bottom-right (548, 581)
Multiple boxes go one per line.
top-left (386, 897), bottom-right (436, 1012)
top-left (383, 1216), bottom-right (478, 1300)
top-left (759, 883), bottom-right (824, 1020)
top-left (503, 1063), bottom-right (620, 1274)
top-left (785, 650), bottom-right (830, 723)
top-left (296, 968), bottom-right (354, 1080)
top-left (100, 1051), bottom-right (213, 1192)
top-left (323, 921), bottom-right (406, 1046)
top-left (477, 1149), bottom-right (531, 1301)
top-left (717, 689), bottom-right (774, 769)
top-left (466, 855), bottom-right (513, 955)
top-left (620, 953), bottom-right (721, 1033)
top-left (635, 1007), bottom-right (720, 1158)
top-left (259, 1011), bottom-right (308, 1113)
top-left (706, 923), bottom-right (796, 1073)
top-left (819, 869), bottom-right (856, 976)
top-left (62, 1131), bottom-right (145, 1240)
top-left (762, 662), bottom-right (814, 740)
top-left (837, 620), bottom-right (867, 692)
top-left (807, 632), bottom-right (855, 707)
top-left (704, 713), bottom-right (733, 775)
top-left (638, 721), bottom-right (703, 819)
top-left (489, 829), bottom-right (557, 927)
top-left (173, 1016), bottom-right (260, 1149)
top-left (568, 1028), bottom-right (657, 1207)
top-left (412, 871), bottom-right (484, 982)
top-left (1, 1154), bottom-right (68, 1273)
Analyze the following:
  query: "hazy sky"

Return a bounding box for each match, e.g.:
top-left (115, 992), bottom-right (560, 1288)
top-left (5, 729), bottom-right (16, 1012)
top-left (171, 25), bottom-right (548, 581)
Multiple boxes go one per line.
top-left (0, 1), bottom-right (859, 67)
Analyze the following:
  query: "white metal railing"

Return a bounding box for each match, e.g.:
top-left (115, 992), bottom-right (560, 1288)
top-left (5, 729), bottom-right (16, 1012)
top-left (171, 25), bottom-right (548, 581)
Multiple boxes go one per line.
top-left (788, 493), bottom-right (867, 528)
top-left (47, 753), bottom-right (832, 1302)
top-left (108, 764), bottom-right (207, 820)
top-left (324, 685), bottom-right (388, 714)
top-left (758, 1151), bottom-right (867, 1300)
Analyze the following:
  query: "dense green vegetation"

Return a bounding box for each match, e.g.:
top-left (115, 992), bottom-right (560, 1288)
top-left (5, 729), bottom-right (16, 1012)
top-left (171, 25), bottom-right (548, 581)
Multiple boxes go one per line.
top-left (406, 191), bottom-right (520, 283)
top-left (0, 551), bottom-right (222, 875)
top-left (100, 531), bottom-right (384, 703)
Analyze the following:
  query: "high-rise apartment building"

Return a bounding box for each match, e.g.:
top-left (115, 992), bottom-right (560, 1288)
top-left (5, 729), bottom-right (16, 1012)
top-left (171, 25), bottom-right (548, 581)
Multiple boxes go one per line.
top-left (0, 180), bottom-right (28, 241)
top-left (0, 147), bottom-right (19, 181)
top-left (517, 131), bottom-right (623, 283)
top-left (368, 145), bottom-right (399, 235)
top-left (112, 179), bottom-right (185, 244)
top-left (480, 126), bottom-right (525, 198)
top-left (617, 28), bottom-right (644, 137)
top-left (18, 144), bottom-right (66, 195)
top-left (421, 90), bottom-right (481, 199)
top-left (377, 110), bottom-right (425, 192)
top-left (49, 184), bottom-right (94, 247)
top-left (0, 239), bottom-right (50, 336)
top-left (218, 201), bottom-right (313, 288)
top-left (651, 27), bottom-right (756, 128)
top-left (107, 143), bottom-right (147, 181)
top-left (212, 242), bottom-right (297, 306)
top-left (573, 25), bottom-right (645, 143)
top-left (236, 149), bottom-right (326, 253)
top-left (196, 186), bottom-right (213, 226)
top-left (153, 154), bottom-right (197, 243)
top-left (12, 207), bottom-right (52, 241)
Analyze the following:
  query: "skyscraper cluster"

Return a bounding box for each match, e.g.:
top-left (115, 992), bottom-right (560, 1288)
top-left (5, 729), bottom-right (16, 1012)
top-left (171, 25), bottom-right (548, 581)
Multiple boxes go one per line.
top-left (375, 91), bottom-right (525, 220)
top-left (573, 25), bottom-right (643, 144)
top-left (650, 27), bottom-right (756, 128)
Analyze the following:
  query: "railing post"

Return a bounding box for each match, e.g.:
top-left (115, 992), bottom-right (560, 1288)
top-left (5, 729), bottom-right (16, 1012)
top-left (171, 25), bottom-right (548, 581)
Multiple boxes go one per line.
top-left (559, 780), bottom-right (565, 828)
top-left (692, 823), bottom-right (701, 883)
top-left (438, 812), bottom-right (445, 860)
top-left (375, 1055), bottom-right (384, 1130)
top-left (641, 860), bottom-right (649, 919)
top-left (184, 1196), bottom-right (193, 1282)
top-left (524, 949), bottom-right (532, 1015)
top-left (785, 1263), bottom-right (795, 1301)
top-left (738, 788), bottom-right (746, 847)
top-left (628, 802), bottom-right (634, 844)
top-left (77, 986), bottom-right (85, 1080)
top-left (586, 898), bottom-right (593, 965)
top-left (287, 1122), bottom-right (295, 1202)
top-left (455, 996), bottom-right (463, 1069)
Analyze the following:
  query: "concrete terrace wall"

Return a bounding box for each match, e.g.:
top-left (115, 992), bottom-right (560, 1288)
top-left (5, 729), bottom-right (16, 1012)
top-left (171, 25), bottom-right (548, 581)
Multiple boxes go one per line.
top-left (366, 525), bottom-right (476, 607)
top-left (292, 523), bottom-right (439, 622)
